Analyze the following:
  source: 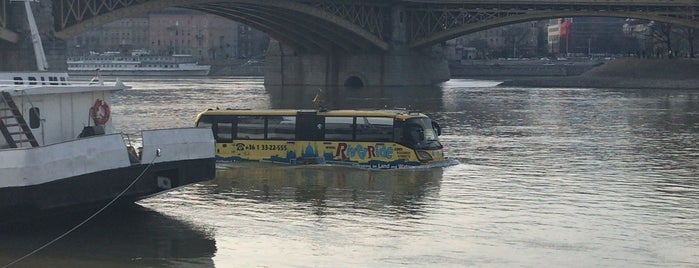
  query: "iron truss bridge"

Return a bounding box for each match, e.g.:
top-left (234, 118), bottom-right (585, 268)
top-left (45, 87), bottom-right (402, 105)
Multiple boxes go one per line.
top-left (2, 0), bottom-right (699, 52)
top-left (0, 0), bottom-right (18, 43)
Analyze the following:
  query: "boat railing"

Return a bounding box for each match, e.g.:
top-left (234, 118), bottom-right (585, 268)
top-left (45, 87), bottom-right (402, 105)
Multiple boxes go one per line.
top-left (0, 78), bottom-right (126, 88)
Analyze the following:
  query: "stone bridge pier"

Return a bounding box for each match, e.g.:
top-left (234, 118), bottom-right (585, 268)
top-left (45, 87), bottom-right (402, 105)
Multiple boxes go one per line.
top-left (264, 41), bottom-right (450, 87)
top-left (264, 6), bottom-right (450, 87)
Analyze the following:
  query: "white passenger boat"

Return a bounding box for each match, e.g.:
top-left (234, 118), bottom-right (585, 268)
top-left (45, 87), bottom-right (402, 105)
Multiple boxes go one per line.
top-left (67, 52), bottom-right (211, 76)
top-left (0, 2), bottom-right (214, 223)
top-left (0, 72), bottom-right (216, 222)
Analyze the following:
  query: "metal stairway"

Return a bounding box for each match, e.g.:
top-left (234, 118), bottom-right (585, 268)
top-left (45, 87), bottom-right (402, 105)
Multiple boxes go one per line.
top-left (0, 91), bottom-right (39, 148)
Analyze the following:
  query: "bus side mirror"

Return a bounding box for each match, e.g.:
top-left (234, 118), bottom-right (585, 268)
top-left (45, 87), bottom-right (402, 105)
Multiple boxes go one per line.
top-left (432, 121), bottom-right (442, 136)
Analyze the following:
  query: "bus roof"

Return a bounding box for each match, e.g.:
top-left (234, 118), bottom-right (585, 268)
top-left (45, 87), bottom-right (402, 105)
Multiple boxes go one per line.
top-left (196, 109), bottom-right (431, 120)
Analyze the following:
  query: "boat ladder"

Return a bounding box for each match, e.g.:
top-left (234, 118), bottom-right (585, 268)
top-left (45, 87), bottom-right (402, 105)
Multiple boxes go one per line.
top-left (0, 91), bottom-right (39, 148)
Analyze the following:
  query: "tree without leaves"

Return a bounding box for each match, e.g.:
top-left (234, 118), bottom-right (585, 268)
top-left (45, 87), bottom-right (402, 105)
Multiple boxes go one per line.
top-left (502, 24), bottom-right (532, 58)
top-left (647, 22), bottom-right (674, 58)
top-left (675, 27), bottom-right (696, 58)
top-left (465, 39), bottom-right (489, 59)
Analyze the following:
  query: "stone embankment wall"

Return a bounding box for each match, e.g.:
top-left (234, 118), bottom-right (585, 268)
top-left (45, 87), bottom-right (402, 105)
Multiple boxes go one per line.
top-left (207, 59), bottom-right (264, 76)
top-left (206, 58), bottom-right (699, 90)
top-left (498, 59), bottom-right (699, 89)
top-left (211, 58), bottom-right (598, 78)
top-left (449, 60), bottom-right (600, 77)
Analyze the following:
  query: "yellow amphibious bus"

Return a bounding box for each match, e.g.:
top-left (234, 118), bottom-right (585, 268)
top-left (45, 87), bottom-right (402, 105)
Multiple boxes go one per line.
top-left (195, 109), bottom-right (448, 169)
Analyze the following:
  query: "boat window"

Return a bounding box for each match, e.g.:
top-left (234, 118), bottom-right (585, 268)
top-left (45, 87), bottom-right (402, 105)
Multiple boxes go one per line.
top-left (356, 117), bottom-right (393, 142)
top-left (49, 76), bottom-right (58, 85)
top-left (324, 116), bottom-right (354, 141)
top-left (267, 115), bottom-right (295, 140)
top-left (28, 77), bottom-right (37, 85)
top-left (13, 77), bottom-right (22, 85)
top-left (29, 107), bottom-right (40, 128)
top-left (237, 115), bottom-right (265, 139)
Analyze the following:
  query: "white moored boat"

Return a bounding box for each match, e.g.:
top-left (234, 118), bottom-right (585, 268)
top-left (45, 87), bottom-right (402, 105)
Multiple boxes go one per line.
top-left (0, 1), bottom-right (214, 223)
top-left (67, 52), bottom-right (211, 76)
top-left (0, 72), bottom-right (216, 222)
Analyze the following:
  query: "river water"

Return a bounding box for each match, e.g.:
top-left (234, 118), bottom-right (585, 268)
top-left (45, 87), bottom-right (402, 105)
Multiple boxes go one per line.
top-left (1, 77), bottom-right (698, 267)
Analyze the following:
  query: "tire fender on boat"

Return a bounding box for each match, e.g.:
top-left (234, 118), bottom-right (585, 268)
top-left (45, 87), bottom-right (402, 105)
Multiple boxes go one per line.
top-left (91, 99), bottom-right (111, 125)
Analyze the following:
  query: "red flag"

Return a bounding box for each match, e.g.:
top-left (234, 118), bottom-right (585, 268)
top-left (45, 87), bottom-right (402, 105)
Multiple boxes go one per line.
top-left (560, 21), bottom-right (571, 37)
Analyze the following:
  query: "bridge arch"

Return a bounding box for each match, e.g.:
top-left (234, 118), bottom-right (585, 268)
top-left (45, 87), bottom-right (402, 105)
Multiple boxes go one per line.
top-left (55, 0), bottom-right (389, 53)
top-left (343, 73), bottom-right (366, 88)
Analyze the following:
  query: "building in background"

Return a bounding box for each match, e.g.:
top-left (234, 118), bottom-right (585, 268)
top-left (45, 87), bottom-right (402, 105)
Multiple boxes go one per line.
top-left (622, 19), bottom-right (652, 57)
top-left (237, 24), bottom-right (270, 59)
top-left (446, 17), bottom-right (643, 60)
top-left (68, 16), bottom-right (148, 56)
top-left (547, 18), bottom-right (568, 54)
top-left (67, 8), bottom-right (269, 61)
top-left (447, 21), bottom-right (547, 60)
top-left (547, 17), bottom-right (634, 56)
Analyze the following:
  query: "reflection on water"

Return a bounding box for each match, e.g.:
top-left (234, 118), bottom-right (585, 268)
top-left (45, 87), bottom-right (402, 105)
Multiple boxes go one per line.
top-left (0, 206), bottom-right (215, 268)
top-left (4, 78), bottom-right (698, 267)
top-left (135, 163), bottom-right (450, 267)
top-left (213, 163), bottom-right (442, 211)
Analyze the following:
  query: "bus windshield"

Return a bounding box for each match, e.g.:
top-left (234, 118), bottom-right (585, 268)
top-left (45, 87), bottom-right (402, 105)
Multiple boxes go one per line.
top-left (402, 118), bottom-right (442, 150)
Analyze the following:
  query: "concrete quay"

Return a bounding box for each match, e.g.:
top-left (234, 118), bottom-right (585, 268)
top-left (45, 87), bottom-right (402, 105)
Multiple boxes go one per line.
top-left (450, 59), bottom-right (602, 78)
top-left (497, 59), bottom-right (699, 90)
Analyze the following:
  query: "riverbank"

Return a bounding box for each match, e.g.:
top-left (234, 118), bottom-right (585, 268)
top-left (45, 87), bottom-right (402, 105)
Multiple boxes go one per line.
top-left (206, 58), bottom-right (699, 90)
top-left (450, 59), bottom-right (600, 77)
top-left (206, 59), bottom-right (264, 76)
top-left (496, 59), bottom-right (699, 89)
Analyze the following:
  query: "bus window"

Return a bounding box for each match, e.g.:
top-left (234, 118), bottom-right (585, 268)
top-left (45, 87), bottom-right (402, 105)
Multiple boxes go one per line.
top-left (356, 117), bottom-right (393, 142)
top-left (404, 124), bottom-right (424, 147)
top-left (267, 115), bottom-right (295, 140)
top-left (295, 112), bottom-right (323, 141)
top-left (197, 115), bottom-right (234, 143)
top-left (237, 115), bottom-right (265, 139)
top-left (216, 122), bottom-right (234, 142)
top-left (393, 120), bottom-right (405, 143)
top-left (402, 118), bottom-right (443, 150)
top-left (324, 117), bottom-right (354, 141)
top-left (196, 115), bottom-right (213, 128)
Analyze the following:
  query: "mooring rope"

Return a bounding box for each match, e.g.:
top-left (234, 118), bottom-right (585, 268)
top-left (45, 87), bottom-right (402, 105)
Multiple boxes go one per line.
top-left (2, 151), bottom-right (160, 268)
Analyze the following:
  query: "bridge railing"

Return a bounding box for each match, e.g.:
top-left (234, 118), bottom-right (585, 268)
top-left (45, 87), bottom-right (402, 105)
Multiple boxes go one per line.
top-left (424, 0), bottom-right (697, 5)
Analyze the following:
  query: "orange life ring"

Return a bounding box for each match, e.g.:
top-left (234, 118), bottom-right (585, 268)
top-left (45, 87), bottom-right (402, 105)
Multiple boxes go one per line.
top-left (91, 99), bottom-right (111, 125)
